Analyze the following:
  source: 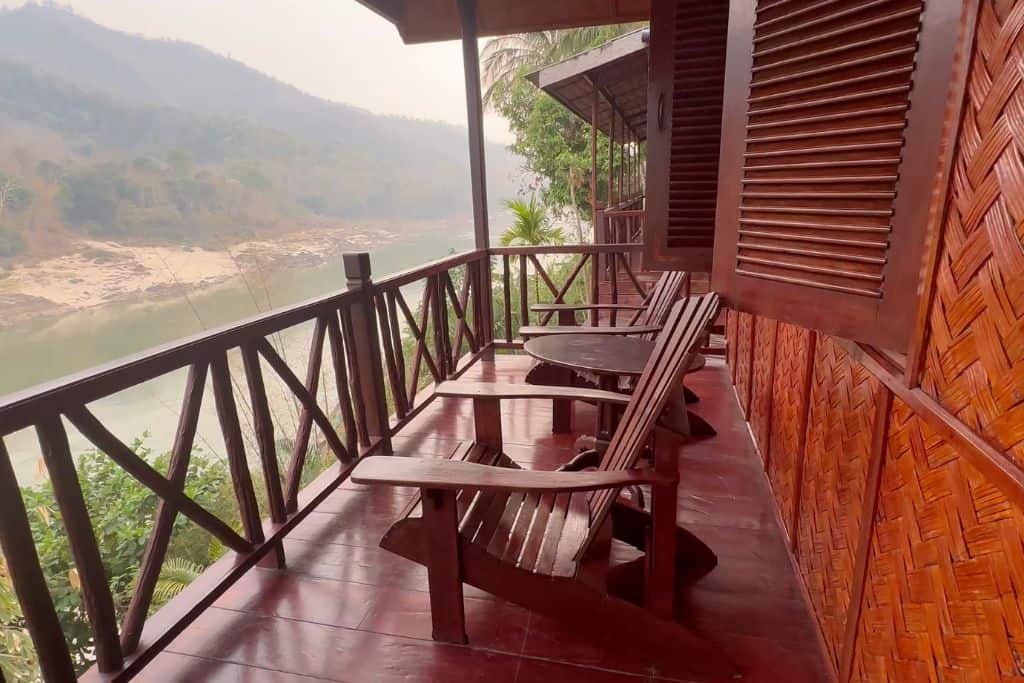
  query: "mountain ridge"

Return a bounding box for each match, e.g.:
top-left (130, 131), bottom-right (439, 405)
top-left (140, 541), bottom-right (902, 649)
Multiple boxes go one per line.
top-left (0, 4), bottom-right (520, 262)
top-left (0, 3), bottom-right (513, 160)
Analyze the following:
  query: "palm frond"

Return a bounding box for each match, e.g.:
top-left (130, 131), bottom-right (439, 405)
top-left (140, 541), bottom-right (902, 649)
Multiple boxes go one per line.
top-left (479, 23), bottom-right (648, 110)
top-left (153, 557), bottom-right (206, 603)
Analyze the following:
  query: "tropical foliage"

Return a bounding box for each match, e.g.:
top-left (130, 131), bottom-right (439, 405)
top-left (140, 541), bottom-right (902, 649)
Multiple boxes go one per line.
top-left (0, 440), bottom-right (236, 677)
top-left (499, 195), bottom-right (565, 247)
top-left (481, 24), bottom-right (644, 228)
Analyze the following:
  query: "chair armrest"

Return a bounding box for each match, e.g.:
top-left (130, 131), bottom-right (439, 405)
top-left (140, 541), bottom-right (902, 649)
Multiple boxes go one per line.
top-left (351, 456), bottom-right (671, 492)
top-left (529, 303), bottom-right (646, 312)
top-left (519, 325), bottom-right (661, 337)
top-left (436, 381), bottom-right (629, 405)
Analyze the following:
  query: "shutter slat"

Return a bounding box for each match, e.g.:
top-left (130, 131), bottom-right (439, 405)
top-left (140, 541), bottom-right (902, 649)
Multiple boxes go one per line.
top-left (735, 0), bottom-right (923, 300)
top-left (644, 0), bottom-right (729, 271)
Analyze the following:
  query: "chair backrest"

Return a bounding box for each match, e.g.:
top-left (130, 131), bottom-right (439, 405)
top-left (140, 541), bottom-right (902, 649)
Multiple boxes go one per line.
top-left (580, 292), bottom-right (720, 556)
top-left (630, 271), bottom-right (688, 340)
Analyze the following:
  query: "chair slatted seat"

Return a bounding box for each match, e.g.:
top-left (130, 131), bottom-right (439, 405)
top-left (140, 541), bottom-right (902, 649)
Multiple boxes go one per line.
top-left (352, 294), bottom-right (738, 679)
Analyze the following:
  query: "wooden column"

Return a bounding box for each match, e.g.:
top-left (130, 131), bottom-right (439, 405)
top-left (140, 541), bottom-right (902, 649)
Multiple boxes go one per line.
top-left (344, 252), bottom-right (393, 454)
top-left (626, 130), bottom-right (633, 200)
top-left (457, 0), bottom-right (494, 358)
top-left (609, 106), bottom-right (616, 208)
top-left (619, 128), bottom-right (627, 204)
top-left (590, 79), bottom-right (599, 237)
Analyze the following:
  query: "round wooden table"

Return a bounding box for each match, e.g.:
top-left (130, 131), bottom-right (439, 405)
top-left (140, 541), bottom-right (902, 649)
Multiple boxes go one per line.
top-left (524, 334), bottom-right (653, 380)
top-left (523, 334), bottom-right (712, 447)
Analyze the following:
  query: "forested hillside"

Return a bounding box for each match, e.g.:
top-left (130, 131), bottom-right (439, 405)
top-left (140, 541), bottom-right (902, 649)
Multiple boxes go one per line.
top-left (0, 4), bottom-right (519, 262)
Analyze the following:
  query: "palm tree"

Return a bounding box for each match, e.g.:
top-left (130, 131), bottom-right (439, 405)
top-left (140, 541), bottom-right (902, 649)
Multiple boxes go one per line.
top-left (500, 195), bottom-right (565, 247)
top-left (481, 25), bottom-right (645, 108)
top-left (501, 195), bottom-right (566, 305)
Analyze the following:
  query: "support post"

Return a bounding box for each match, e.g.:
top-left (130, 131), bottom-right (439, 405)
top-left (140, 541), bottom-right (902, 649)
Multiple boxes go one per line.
top-left (609, 106), bottom-right (616, 208)
top-left (589, 77), bottom-right (599, 234)
top-left (458, 0), bottom-right (494, 360)
top-left (344, 252), bottom-right (393, 454)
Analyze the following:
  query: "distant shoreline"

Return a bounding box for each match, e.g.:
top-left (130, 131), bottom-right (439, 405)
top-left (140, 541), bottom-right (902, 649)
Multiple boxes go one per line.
top-left (0, 224), bottom-right (403, 328)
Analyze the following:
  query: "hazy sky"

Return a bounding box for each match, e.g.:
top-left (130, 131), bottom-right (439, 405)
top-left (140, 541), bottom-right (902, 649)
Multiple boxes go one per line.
top-left (0, 0), bottom-right (514, 143)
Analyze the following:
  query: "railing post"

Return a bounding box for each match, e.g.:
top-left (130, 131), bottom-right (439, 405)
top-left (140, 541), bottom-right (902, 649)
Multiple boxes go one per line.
top-left (344, 253), bottom-right (393, 455)
top-left (591, 209), bottom-right (605, 327)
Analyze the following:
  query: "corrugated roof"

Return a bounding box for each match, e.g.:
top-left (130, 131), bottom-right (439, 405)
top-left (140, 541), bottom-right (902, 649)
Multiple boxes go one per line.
top-left (353, 0), bottom-right (649, 45)
top-left (527, 29), bottom-right (648, 140)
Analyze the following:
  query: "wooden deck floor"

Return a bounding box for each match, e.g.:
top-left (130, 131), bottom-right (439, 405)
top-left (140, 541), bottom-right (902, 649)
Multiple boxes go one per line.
top-left (148, 355), bottom-right (830, 682)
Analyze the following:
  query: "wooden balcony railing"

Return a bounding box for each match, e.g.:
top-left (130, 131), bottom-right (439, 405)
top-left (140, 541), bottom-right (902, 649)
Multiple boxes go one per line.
top-left (0, 242), bottom-right (643, 681)
top-left (490, 243), bottom-right (648, 346)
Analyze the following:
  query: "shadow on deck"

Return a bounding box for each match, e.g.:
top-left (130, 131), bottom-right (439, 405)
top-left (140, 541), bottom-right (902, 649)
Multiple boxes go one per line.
top-left (147, 355), bottom-right (829, 682)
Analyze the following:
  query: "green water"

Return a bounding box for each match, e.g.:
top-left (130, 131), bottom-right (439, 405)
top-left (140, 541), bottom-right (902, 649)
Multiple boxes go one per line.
top-left (1, 223), bottom-right (487, 481)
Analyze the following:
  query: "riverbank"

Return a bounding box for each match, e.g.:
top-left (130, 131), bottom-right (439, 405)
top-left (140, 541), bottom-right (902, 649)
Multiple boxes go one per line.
top-left (0, 224), bottom-right (401, 327)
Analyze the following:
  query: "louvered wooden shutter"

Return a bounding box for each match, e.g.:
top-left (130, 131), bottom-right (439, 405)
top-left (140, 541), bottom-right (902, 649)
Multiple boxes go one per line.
top-left (643, 0), bottom-right (729, 272)
top-left (711, 0), bottom-right (960, 352)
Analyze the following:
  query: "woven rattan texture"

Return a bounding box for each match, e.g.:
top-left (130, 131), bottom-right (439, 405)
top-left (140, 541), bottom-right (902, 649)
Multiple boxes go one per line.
top-left (750, 317), bottom-right (778, 462)
top-left (797, 337), bottom-right (884, 670)
top-left (766, 322), bottom-right (814, 539)
top-left (851, 397), bottom-right (1024, 681)
top-left (919, 0), bottom-right (1024, 470)
top-left (735, 311), bottom-right (755, 416)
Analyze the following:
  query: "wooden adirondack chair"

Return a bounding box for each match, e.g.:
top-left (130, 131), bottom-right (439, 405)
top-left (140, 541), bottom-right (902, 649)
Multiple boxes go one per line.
top-left (523, 270), bottom-right (700, 415)
top-left (519, 270), bottom-right (687, 339)
top-left (351, 294), bottom-right (739, 679)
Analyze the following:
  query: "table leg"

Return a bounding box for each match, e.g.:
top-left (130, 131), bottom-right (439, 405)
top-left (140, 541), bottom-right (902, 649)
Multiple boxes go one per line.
top-left (598, 375), bottom-right (618, 438)
top-left (551, 367), bottom-right (573, 434)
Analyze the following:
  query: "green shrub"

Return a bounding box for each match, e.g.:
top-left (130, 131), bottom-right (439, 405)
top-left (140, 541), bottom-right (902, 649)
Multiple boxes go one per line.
top-left (0, 438), bottom-right (237, 677)
top-left (0, 226), bottom-right (26, 257)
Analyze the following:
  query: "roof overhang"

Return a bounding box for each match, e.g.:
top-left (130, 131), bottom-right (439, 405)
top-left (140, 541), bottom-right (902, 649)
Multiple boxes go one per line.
top-left (354, 0), bottom-right (650, 44)
top-left (527, 29), bottom-right (648, 140)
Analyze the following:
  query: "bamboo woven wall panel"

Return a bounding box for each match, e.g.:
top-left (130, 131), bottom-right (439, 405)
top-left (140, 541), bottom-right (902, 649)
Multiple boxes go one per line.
top-left (750, 316), bottom-right (779, 461)
top-left (852, 397), bottom-right (1024, 681)
top-left (919, 0), bottom-right (1024, 470)
top-left (796, 337), bottom-right (884, 670)
top-left (736, 311), bottom-right (755, 415)
top-left (767, 322), bottom-right (814, 538)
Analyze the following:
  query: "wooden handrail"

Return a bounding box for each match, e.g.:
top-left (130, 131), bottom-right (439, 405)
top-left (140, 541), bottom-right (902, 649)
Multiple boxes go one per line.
top-left (489, 243), bottom-right (641, 256)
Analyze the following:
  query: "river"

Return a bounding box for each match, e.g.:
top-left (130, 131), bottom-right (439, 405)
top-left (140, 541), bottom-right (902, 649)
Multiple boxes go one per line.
top-left (1, 222), bottom-right (490, 483)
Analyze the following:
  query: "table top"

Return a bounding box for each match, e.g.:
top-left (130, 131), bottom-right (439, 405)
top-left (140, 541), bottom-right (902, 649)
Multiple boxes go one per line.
top-left (523, 334), bottom-right (655, 377)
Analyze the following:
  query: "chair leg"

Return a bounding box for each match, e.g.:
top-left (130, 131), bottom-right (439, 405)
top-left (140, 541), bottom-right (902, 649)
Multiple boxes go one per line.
top-left (688, 411), bottom-right (717, 437)
top-left (646, 442), bottom-right (679, 619)
top-left (472, 397), bottom-right (502, 452)
top-left (422, 489), bottom-right (467, 644)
